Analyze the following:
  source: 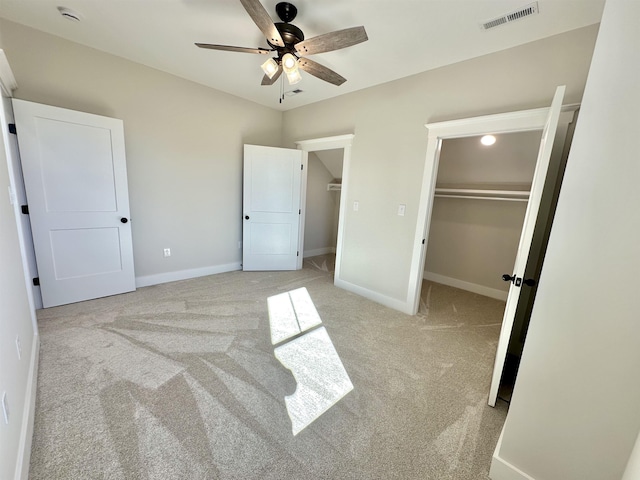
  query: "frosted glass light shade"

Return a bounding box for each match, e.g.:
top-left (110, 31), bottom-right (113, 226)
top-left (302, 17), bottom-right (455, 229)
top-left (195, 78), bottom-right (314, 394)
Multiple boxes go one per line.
top-left (282, 53), bottom-right (298, 73)
top-left (261, 58), bottom-right (279, 79)
top-left (286, 69), bottom-right (302, 85)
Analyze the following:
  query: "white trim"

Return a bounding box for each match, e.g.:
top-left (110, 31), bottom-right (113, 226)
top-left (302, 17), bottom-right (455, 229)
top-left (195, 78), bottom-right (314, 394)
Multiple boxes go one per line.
top-left (304, 247), bottom-right (336, 258)
top-left (490, 430), bottom-right (536, 480)
top-left (15, 334), bottom-right (39, 480)
top-left (135, 262), bottom-right (241, 288)
top-left (335, 278), bottom-right (413, 314)
top-left (295, 134), bottom-right (354, 151)
top-left (295, 134), bottom-right (354, 292)
top-left (423, 271), bottom-right (508, 301)
top-left (0, 50), bottom-right (17, 96)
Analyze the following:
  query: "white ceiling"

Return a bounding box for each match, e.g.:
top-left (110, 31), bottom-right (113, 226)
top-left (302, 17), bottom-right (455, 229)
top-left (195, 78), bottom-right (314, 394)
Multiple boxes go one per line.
top-left (0, 0), bottom-right (604, 111)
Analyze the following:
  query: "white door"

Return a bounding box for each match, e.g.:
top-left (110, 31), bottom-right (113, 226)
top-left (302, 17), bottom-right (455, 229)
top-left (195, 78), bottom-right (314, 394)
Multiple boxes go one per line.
top-left (13, 99), bottom-right (135, 308)
top-left (243, 144), bottom-right (303, 271)
top-left (487, 86), bottom-right (566, 406)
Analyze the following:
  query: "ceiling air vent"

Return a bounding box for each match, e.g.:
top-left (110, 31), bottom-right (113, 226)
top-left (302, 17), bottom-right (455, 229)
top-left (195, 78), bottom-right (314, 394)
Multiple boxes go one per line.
top-left (481, 2), bottom-right (539, 30)
top-left (285, 89), bottom-right (304, 97)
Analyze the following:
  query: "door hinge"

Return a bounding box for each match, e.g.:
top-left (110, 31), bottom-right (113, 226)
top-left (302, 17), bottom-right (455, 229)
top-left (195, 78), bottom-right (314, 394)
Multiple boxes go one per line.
top-left (301, 164), bottom-right (304, 170)
top-left (8, 123), bottom-right (16, 135)
top-left (422, 238), bottom-right (425, 245)
top-left (21, 205), bottom-right (29, 215)
top-left (299, 209), bottom-right (301, 214)
top-left (32, 277), bottom-right (40, 286)
top-left (297, 251), bottom-right (299, 257)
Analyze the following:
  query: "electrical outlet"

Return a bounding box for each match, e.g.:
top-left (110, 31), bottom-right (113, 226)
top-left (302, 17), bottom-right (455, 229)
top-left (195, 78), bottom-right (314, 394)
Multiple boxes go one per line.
top-left (163, 248), bottom-right (171, 257)
top-left (15, 335), bottom-right (21, 360)
top-left (398, 204), bottom-right (406, 216)
top-left (2, 392), bottom-right (9, 424)
top-left (353, 201), bottom-right (359, 212)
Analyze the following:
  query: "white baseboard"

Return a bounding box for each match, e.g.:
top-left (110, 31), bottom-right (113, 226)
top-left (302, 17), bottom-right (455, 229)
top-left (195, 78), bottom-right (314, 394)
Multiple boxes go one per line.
top-left (423, 271), bottom-right (508, 301)
top-left (16, 333), bottom-right (39, 480)
top-left (334, 278), bottom-right (413, 314)
top-left (490, 456), bottom-right (535, 480)
top-left (489, 428), bottom-right (535, 480)
top-left (303, 247), bottom-right (336, 258)
top-left (135, 262), bottom-right (242, 288)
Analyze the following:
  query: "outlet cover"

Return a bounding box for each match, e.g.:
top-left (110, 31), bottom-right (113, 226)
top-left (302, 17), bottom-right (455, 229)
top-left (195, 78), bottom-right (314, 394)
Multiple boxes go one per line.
top-left (163, 248), bottom-right (171, 257)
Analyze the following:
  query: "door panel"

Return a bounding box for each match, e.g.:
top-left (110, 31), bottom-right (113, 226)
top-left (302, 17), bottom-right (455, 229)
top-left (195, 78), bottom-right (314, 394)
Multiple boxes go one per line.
top-left (243, 144), bottom-right (303, 271)
top-left (487, 86), bottom-right (566, 406)
top-left (13, 99), bottom-right (135, 307)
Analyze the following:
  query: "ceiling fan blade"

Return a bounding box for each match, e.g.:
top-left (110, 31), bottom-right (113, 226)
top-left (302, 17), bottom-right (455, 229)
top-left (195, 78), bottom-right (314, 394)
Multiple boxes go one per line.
top-left (261, 66), bottom-right (283, 85)
top-left (295, 26), bottom-right (368, 56)
top-left (238, 0), bottom-right (285, 47)
top-left (298, 58), bottom-right (346, 86)
top-left (195, 43), bottom-right (273, 55)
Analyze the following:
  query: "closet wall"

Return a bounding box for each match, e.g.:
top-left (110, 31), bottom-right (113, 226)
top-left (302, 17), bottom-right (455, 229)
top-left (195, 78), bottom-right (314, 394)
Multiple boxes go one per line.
top-left (423, 131), bottom-right (542, 299)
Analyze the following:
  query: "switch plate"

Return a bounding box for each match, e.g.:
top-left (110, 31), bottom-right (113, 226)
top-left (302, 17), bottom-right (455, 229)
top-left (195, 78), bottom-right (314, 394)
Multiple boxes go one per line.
top-left (2, 392), bottom-right (8, 424)
top-left (353, 201), bottom-right (359, 212)
top-left (398, 204), bottom-right (406, 216)
top-left (163, 248), bottom-right (171, 257)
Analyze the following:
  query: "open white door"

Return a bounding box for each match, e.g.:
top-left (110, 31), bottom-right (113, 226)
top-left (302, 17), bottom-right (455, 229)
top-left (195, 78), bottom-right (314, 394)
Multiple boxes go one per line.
top-left (13, 99), bottom-right (135, 308)
top-left (243, 144), bottom-right (304, 271)
top-left (487, 86), bottom-right (566, 406)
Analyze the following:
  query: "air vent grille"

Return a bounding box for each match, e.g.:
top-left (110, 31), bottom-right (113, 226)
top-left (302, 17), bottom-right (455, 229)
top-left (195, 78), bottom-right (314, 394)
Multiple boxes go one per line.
top-left (481, 2), bottom-right (539, 30)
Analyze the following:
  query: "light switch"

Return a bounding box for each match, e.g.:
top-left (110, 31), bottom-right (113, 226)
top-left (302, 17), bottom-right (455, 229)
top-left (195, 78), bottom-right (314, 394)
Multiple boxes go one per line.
top-left (398, 204), bottom-right (406, 216)
top-left (353, 201), bottom-right (359, 212)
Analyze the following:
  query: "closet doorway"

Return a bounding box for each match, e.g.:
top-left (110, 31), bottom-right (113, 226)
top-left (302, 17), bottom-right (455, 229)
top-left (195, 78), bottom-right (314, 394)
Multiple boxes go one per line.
top-left (295, 135), bottom-right (353, 284)
top-left (408, 87), bottom-right (578, 406)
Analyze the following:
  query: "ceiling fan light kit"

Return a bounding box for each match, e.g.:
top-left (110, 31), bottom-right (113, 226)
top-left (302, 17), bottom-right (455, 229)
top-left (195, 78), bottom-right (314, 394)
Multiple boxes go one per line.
top-left (196, 0), bottom-right (368, 93)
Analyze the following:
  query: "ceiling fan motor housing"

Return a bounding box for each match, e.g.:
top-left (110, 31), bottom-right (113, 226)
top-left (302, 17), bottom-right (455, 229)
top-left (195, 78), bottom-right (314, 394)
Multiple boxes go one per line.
top-left (275, 2), bottom-right (298, 23)
top-left (267, 22), bottom-right (304, 50)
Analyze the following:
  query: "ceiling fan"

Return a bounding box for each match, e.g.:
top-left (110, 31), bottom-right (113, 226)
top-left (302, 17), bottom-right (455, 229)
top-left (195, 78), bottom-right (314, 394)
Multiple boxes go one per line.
top-left (196, 0), bottom-right (368, 87)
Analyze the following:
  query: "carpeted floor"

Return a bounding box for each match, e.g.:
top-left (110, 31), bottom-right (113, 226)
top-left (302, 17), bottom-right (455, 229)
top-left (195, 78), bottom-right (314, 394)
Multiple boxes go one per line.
top-left (29, 255), bottom-right (508, 479)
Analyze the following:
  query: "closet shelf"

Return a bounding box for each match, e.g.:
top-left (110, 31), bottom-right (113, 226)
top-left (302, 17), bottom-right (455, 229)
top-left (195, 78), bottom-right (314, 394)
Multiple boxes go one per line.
top-left (434, 183), bottom-right (530, 202)
top-left (327, 180), bottom-right (342, 191)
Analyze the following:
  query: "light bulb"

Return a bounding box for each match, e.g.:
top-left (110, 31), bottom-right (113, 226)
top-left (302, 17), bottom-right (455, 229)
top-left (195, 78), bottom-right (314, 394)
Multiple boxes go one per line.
top-left (481, 135), bottom-right (496, 146)
top-left (282, 53), bottom-right (298, 74)
top-left (261, 58), bottom-right (279, 79)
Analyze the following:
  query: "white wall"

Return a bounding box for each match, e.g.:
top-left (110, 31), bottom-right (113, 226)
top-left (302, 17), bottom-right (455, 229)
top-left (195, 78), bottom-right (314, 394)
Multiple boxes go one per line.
top-left (0, 89), bottom-right (37, 479)
top-left (492, 1), bottom-right (640, 478)
top-left (282, 25), bottom-right (598, 304)
top-left (303, 153), bottom-right (338, 256)
top-left (0, 19), bottom-right (283, 285)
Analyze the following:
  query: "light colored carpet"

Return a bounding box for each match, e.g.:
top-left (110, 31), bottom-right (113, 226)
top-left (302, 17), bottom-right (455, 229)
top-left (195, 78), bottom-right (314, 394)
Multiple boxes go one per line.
top-left (29, 255), bottom-right (508, 479)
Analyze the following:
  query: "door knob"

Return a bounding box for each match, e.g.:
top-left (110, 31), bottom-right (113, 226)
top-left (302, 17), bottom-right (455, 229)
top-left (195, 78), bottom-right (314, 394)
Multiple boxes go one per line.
top-left (120, 217), bottom-right (129, 224)
top-left (523, 278), bottom-right (537, 287)
top-left (502, 273), bottom-right (515, 282)
top-left (245, 215), bottom-right (250, 220)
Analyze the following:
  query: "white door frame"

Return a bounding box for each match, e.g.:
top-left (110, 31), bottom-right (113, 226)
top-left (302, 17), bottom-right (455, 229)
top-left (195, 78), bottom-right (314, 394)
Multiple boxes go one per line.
top-left (408, 106), bottom-right (577, 316)
top-left (0, 50), bottom-right (40, 323)
top-left (294, 134), bottom-right (354, 284)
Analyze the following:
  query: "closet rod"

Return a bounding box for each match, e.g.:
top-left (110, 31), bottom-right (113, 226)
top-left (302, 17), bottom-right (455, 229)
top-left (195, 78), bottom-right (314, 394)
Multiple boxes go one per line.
top-left (434, 194), bottom-right (528, 202)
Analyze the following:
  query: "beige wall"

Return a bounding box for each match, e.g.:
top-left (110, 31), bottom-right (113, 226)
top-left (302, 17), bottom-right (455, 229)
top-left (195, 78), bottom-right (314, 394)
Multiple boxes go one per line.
top-left (0, 19), bottom-right (283, 281)
top-left (303, 153), bottom-right (338, 255)
top-left (282, 25), bottom-right (598, 303)
top-left (493, 0), bottom-right (640, 478)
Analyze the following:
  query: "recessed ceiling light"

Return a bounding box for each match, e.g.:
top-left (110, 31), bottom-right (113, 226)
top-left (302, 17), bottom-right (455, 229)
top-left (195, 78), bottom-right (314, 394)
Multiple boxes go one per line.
top-left (57, 6), bottom-right (82, 22)
top-left (481, 135), bottom-right (497, 146)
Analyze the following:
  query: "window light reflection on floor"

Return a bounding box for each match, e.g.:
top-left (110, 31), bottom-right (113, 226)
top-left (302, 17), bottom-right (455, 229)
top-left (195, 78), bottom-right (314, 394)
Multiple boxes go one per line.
top-left (267, 287), bottom-right (353, 435)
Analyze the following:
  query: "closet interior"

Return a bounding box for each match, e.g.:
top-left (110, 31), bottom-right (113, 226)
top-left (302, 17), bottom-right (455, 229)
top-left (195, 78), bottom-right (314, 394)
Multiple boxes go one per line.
top-left (423, 120), bottom-right (575, 403)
